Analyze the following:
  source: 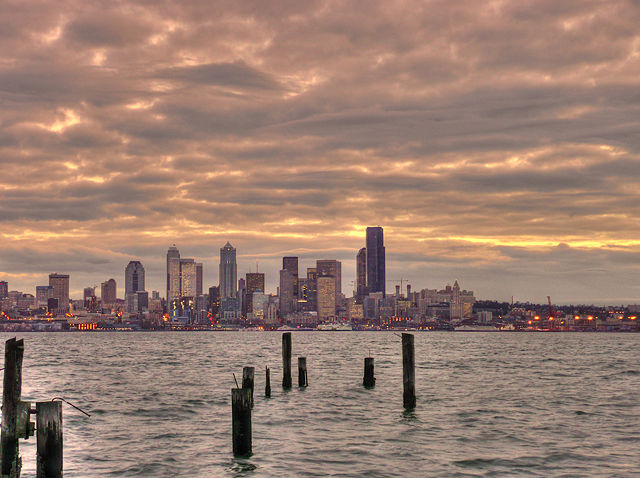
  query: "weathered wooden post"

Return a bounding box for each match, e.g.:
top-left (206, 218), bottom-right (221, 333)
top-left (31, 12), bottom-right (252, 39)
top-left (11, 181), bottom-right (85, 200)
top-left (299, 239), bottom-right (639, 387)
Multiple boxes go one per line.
top-left (231, 388), bottom-right (252, 456)
top-left (282, 332), bottom-right (292, 388)
top-left (265, 366), bottom-right (271, 397)
top-left (363, 357), bottom-right (375, 387)
top-left (36, 401), bottom-right (63, 478)
top-left (2, 337), bottom-right (25, 478)
top-left (402, 333), bottom-right (416, 409)
top-left (298, 357), bottom-right (308, 387)
top-left (242, 366), bottom-right (255, 408)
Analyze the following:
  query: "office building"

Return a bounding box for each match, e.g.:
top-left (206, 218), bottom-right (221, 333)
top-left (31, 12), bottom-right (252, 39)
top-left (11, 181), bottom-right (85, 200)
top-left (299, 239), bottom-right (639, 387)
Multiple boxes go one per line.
top-left (167, 245), bottom-right (181, 303)
top-left (0, 281), bottom-right (8, 299)
top-left (366, 227), bottom-right (385, 297)
top-left (219, 242), bottom-right (237, 299)
top-left (316, 259), bottom-right (341, 304)
top-left (125, 261), bottom-right (145, 295)
top-left (180, 258), bottom-right (197, 297)
top-left (282, 257), bottom-right (298, 300)
top-left (317, 275), bottom-right (336, 320)
top-left (279, 269), bottom-right (296, 317)
top-left (246, 272), bottom-right (265, 315)
top-left (196, 263), bottom-right (203, 297)
top-left (48, 273), bottom-right (70, 312)
top-left (356, 247), bottom-right (367, 303)
top-left (101, 279), bottom-right (117, 305)
top-left (36, 285), bottom-right (54, 307)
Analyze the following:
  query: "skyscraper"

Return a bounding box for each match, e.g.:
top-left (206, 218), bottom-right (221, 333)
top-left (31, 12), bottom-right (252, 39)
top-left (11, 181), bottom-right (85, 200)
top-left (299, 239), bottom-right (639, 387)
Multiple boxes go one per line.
top-left (101, 279), bottom-right (117, 305)
top-left (48, 273), bottom-right (70, 312)
top-left (317, 275), bottom-right (336, 320)
top-left (195, 262), bottom-right (203, 297)
top-left (282, 257), bottom-right (298, 300)
top-left (304, 267), bottom-right (317, 311)
top-left (167, 245), bottom-right (181, 302)
top-left (366, 226), bottom-right (385, 297)
top-left (125, 261), bottom-right (145, 295)
top-left (36, 285), bottom-right (54, 307)
top-left (316, 259), bottom-right (341, 304)
top-left (180, 258), bottom-right (197, 297)
top-left (219, 242), bottom-right (237, 299)
top-left (279, 269), bottom-right (295, 317)
top-left (246, 272), bottom-right (265, 315)
top-left (356, 247), bottom-right (367, 303)
top-left (0, 281), bottom-right (8, 299)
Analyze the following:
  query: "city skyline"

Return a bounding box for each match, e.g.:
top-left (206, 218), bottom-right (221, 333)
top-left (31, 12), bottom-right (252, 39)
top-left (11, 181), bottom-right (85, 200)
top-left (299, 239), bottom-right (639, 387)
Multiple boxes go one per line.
top-left (1, 2), bottom-right (640, 304)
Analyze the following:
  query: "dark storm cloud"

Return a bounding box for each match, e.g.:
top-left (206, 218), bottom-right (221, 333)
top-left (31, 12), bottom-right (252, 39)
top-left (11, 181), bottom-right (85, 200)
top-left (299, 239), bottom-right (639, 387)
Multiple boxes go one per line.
top-left (1, 0), bottom-right (640, 302)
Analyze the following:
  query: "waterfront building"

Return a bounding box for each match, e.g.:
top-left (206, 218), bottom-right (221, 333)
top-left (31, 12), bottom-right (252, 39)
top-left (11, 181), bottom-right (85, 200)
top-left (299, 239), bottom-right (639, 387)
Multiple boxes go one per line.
top-left (317, 275), bottom-right (336, 320)
top-left (48, 273), bottom-right (70, 313)
top-left (219, 242), bottom-right (237, 299)
top-left (316, 260), bottom-right (341, 305)
top-left (356, 247), bottom-right (367, 303)
top-left (166, 245), bottom-right (181, 303)
top-left (101, 279), bottom-right (117, 306)
top-left (36, 285), bottom-right (54, 307)
top-left (366, 226), bottom-right (385, 297)
top-left (246, 272), bottom-right (265, 315)
top-left (125, 261), bottom-right (145, 295)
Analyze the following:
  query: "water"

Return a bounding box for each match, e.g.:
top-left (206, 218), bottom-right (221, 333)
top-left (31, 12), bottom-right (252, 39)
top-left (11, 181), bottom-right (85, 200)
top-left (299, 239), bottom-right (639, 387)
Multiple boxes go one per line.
top-left (3, 331), bottom-right (638, 477)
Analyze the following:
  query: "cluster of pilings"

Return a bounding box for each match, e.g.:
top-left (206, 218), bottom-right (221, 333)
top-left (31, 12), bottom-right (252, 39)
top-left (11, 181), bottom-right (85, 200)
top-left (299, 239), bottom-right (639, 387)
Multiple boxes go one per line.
top-left (232, 332), bottom-right (416, 457)
top-left (1, 338), bottom-right (63, 478)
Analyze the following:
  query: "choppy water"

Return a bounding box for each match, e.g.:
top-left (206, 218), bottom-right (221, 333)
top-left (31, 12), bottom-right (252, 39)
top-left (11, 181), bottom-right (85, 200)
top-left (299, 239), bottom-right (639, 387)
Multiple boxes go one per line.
top-left (3, 331), bottom-right (638, 477)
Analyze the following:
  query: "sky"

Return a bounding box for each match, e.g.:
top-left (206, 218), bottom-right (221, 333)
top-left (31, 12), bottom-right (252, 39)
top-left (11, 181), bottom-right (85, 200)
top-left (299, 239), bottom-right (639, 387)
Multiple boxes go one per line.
top-left (1, 0), bottom-right (640, 304)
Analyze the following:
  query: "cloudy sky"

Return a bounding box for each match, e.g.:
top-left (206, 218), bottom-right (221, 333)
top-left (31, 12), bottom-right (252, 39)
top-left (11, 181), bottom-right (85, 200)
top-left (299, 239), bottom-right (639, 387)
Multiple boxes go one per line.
top-left (1, 0), bottom-right (640, 304)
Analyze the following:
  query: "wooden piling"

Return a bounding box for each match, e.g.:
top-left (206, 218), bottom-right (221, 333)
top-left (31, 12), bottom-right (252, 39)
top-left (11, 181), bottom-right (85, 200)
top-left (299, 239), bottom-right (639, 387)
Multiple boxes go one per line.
top-left (402, 333), bottom-right (416, 409)
top-left (1, 337), bottom-right (25, 478)
top-left (298, 357), bottom-right (308, 387)
top-left (265, 366), bottom-right (271, 397)
top-left (36, 401), bottom-right (63, 478)
top-left (363, 357), bottom-right (375, 388)
top-left (242, 366), bottom-right (255, 408)
top-left (282, 332), bottom-right (292, 388)
top-left (231, 388), bottom-right (252, 457)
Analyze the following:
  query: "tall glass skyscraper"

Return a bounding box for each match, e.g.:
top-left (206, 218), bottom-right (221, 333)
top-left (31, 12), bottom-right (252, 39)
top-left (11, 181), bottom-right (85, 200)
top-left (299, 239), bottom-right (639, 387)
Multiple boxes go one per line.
top-left (219, 242), bottom-right (237, 298)
top-left (125, 261), bottom-right (145, 295)
top-left (366, 226), bottom-right (385, 297)
top-left (166, 245), bottom-right (181, 302)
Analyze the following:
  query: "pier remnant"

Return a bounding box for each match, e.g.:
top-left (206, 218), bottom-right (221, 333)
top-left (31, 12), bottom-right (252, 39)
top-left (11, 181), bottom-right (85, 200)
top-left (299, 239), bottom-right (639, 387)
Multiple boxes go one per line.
top-left (36, 401), bottom-right (63, 478)
top-left (282, 332), bottom-right (292, 388)
top-left (2, 337), bottom-right (26, 478)
top-left (363, 357), bottom-right (375, 388)
top-left (242, 366), bottom-right (255, 408)
top-left (231, 388), bottom-right (252, 456)
top-left (265, 366), bottom-right (271, 397)
top-left (298, 357), bottom-right (308, 387)
top-left (402, 333), bottom-right (416, 409)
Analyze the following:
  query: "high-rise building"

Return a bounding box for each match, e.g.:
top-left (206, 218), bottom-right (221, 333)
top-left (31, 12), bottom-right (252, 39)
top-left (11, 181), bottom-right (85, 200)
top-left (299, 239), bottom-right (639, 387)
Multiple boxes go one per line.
top-left (196, 263), bottom-right (203, 297)
top-left (356, 247), bottom-right (367, 303)
top-left (36, 285), bottom-right (54, 307)
top-left (316, 260), bottom-right (341, 304)
top-left (0, 281), bottom-right (8, 299)
top-left (317, 275), bottom-right (336, 320)
top-left (304, 268), bottom-right (317, 311)
top-left (180, 258), bottom-right (197, 297)
top-left (279, 269), bottom-right (296, 317)
top-left (238, 278), bottom-right (246, 316)
top-left (167, 245), bottom-right (181, 303)
top-left (101, 279), bottom-right (117, 305)
top-left (282, 257), bottom-right (298, 300)
top-left (246, 272), bottom-right (265, 315)
top-left (49, 273), bottom-right (70, 312)
top-left (125, 261), bottom-right (145, 295)
top-left (366, 226), bottom-right (385, 297)
top-left (208, 286), bottom-right (220, 318)
top-left (219, 242), bottom-right (237, 299)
